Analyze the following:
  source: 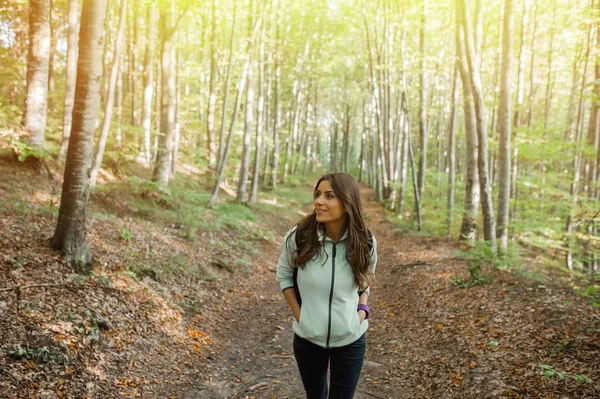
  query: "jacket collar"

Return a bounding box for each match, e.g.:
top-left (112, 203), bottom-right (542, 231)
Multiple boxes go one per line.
top-left (317, 224), bottom-right (349, 243)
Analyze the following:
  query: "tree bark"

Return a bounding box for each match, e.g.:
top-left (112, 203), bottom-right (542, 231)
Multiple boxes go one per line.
top-left (206, 0), bottom-right (218, 168)
top-left (271, 0), bottom-right (282, 189)
top-left (209, 7), bottom-right (263, 207)
top-left (417, 0), bottom-right (428, 203)
top-left (51, 0), bottom-right (107, 270)
top-left (447, 64), bottom-right (459, 238)
top-left (130, 4), bottom-right (139, 127)
top-left (497, 0), bottom-right (514, 251)
top-left (151, 2), bottom-right (177, 188)
top-left (237, 0), bottom-right (256, 203)
top-left (60, 0), bottom-right (80, 159)
top-left (24, 0), bottom-right (51, 151)
top-left (459, 0), bottom-right (497, 252)
top-left (216, 1), bottom-right (236, 170)
top-left (141, 3), bottom-right (155, 165)
top-left (456, 1), bottom-right (480, 242)
top-left (526, 0), bottom-right (538, 130)
top-left (89, 0), bottom-right (127, 187)
top-left (250, 8), bottom-right (267, 203)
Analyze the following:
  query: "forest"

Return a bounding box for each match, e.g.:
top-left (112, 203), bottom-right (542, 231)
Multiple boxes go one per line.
top-left (0, 0), bottom-right (599, 398)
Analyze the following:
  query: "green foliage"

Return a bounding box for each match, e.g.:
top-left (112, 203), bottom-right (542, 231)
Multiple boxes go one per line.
top-left (125, 266), bottom-right (158, 281)
top-left (8, 345), bottom-right (69, 365)
top-left (450, 241), bottom-right (522, 288)
top-left (538, 364), bottom-right (594, 386)
top-left (10, 139), bottom-right (46, 162)
top-left (119, 226), bottom-right (133, 242)
top-left (575, 284), bottom-right (600, 309)
top-left (451, 264), bottom-right (493, 288)
top-left (93, 275), bottom-right (114, 287)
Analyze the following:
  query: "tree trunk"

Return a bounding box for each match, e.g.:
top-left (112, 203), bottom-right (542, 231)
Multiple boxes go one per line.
top-left (526, 0), bottom-right (538, 130)
top-left (271, 0), bottom-right (281, 189)
top-left (417, 0), bottom-right (428, 203)
top-left (237, 31), bottom-right (255, 203)
top-left (447, 64), bottom-right (459, 238)
top-left (209, 9), bottom-right (263, 207)
top-left (141, 3), bottom-right (155, 165)
top-left (250, 10), bottom-right (267, 204)
top-left (24, 0), bottom-right (51, 151)
top-left (130, 4), bottom-right (139, 127)
top-left (345, 104), bottom-right (352, 173)
top-left (216, 1), bottom-right (236, 170)
top-left (47, 0), bottom-right (55, 104)
top-left (151, 2), bottom-right (177, 188)
top-left (206, 0), bottom-right (218, 168)
top-left (585, 0), bottom-right (600, 196)
top-left (171, 46), bottom-right (180, 177)
top-left (115, 64), bottom-right (123, 146)
top-left (60, 0), bottom-right (80, 159)
top-left (456, 1), bottom-right (480, 242)
top-left (89, 0), bottom-right (127, 187)
top-left (544, 0), bottom-right (557, 133)
top-left (497, 0), bottom-right (514, 251)
top-left (51, 0), bottom-right (107, 270)
top-left (459, 0), bottom-right (497, 252)
top-left (407, 112), bottom-right (422, 231)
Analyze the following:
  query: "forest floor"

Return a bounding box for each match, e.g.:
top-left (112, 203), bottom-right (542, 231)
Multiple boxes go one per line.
top-left (0, 155), bottom-right (599, 399)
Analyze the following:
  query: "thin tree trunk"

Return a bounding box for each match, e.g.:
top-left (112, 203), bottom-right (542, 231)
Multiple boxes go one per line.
top-left (250, 9), bottom-right (267, 203)
top-left (566, 16), bottom-right (594, 269)
top-left (210, 8), bottom-right (263, 206)
top-left (47, 0), bottom-right (55, 102)
top-left (459, 0), bottom-right (497, 252)
top-left (130, 4), bottom-right (139, 126)
top-left (51, 0), bottom-right (107, 269)
top-left (407, 113), bottom-right (422, 231)
top-left (89, 0), bottom-right (127, 187)
top-left (60, 0), bottom-right (80, 159)
top-left (24, 0), bottom-right (51, 152)
top-left (171, 45), bottom-right (180, 177)
top-left (456, 1), bottom-right (480, 242)
top-left (585, 0), bottom-right (600, 196)
top-left (216, 1), bottom-right (236, 170)
top-left (497, 0), bottom-right (514, 250)
top-left (342, 104), bottom-right (351, 173)
top-left (544, 0), bottom-right (557, 133)
top-left (206, 0), bottom-right (218, 168)
top-left (526, 0), bottom-right (538, 130)
top-left (141, 3), bottom-right (155, 165)
top-left (152, 2), bottom-right (177, 187)
top-left (271, 0), bottom-right (281, 189)
top-left (417, 0), bottom-right (428, 202)
top-left (447, 64), bottom-right (459, 238)
top-left (115, 65), bottom-right (123, 146)
top-left (237, 2), bottom-right (256, 204)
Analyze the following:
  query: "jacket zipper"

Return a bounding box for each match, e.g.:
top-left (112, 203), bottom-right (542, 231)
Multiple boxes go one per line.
top-left (326, 242), bottom-right (336, 348)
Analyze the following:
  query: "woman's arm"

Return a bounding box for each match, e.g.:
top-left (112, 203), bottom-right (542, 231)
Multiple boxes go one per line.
top-left (282, 287), bottom-right (301, 322)
top-left (276, 228), bottom-right (300, 322)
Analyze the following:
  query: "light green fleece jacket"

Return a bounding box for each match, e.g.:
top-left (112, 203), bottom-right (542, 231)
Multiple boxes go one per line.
top-left (276, 226), bottom-right (378, 348)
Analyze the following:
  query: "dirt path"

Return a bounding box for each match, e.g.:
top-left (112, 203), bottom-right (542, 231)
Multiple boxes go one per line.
top-left (187, 184), bottom-right (599, 399)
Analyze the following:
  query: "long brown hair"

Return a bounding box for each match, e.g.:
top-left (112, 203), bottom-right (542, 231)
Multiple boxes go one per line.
top-left (286, 173), bottom-right (374, 290)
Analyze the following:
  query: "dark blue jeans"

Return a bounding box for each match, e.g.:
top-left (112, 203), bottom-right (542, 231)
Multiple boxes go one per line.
top-left (293, 333), bottom-right (366, 399)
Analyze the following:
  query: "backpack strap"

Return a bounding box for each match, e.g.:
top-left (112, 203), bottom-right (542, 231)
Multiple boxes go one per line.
top-left (293, 229), bottom-right (302, 306)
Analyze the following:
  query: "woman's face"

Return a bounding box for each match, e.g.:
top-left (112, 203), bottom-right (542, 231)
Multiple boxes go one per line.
top-left (314, 180), bottom-right (346, 224)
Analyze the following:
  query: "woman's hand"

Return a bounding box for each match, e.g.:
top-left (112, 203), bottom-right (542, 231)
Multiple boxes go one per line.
top-left (358, 310), bottom-right (367, 324)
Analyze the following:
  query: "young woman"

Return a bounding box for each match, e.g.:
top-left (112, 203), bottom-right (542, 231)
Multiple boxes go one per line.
top-left (276, 172), bottom-right (378, 399)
